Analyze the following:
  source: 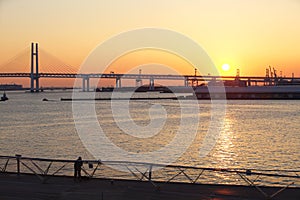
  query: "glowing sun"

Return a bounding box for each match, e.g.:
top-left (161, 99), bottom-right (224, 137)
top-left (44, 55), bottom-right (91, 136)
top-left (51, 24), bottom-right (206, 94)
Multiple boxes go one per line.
top-left (221, 64), bottom-right (230, 71)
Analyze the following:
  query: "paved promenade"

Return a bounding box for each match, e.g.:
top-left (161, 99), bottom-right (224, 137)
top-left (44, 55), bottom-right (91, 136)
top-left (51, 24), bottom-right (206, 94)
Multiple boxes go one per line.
top-left (0, 173), bottom-right (299, 200)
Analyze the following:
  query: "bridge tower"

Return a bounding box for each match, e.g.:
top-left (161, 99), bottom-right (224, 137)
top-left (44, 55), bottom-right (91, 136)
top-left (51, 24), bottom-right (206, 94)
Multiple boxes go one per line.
top-left (30, 43), bottom-right (39, 92)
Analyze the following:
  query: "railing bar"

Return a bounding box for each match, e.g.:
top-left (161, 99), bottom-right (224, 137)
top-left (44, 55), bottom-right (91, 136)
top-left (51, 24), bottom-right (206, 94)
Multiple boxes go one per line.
top-left (133, 166), bottom-right (148, 181)
top-left (51, 164), bottom-right (67, 176)
top-left (253, 175), bottom-right (260, 183)
top-left (41, 164), bottom-right (68, 183)
top-left (44, 162), bottom-right (52, 175)
top-left (21, 162), bottom-right (44, 182)
top-left (126, 165), bottom-right (140, 180)
top-left (2, 159), bottom-right (10, 172)
top-left (180, 168), bottom-right (193, 183)
top-left (238, 173), bottom-right (269, 198)
top-left (269, 182), bottom-right (294, 199)
top-left (166, 169), bottom-right (184, 183)
top-left (90, 163), bottom-right (101, 178)
top-left (31, 160), bottom-right (45, 174)
top-left (132, 166), bottom-right (158, 188)
top-left (193, 169), bottom-right (205, 184)
top-left (81, 167), bottom-right (91, 177)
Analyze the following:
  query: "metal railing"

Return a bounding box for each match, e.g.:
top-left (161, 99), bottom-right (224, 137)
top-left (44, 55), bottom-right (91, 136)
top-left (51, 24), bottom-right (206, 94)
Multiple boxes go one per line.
top-left (0, 155), bottom-right (299, 199)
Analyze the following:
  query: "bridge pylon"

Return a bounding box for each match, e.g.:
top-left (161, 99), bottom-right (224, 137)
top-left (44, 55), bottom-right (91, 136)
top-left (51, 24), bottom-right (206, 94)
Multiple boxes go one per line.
top-left (30, 43), bottom-right (39, 92)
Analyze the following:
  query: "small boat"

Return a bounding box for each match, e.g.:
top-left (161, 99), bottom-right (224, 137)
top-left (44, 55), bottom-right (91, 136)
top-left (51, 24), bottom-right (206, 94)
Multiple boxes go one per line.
top-left (1, 92), bottom-right (8, 101)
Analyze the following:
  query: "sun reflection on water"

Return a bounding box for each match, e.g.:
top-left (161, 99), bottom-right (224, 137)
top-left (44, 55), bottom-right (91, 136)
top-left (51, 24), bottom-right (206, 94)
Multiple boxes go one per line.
top-left (210, 115), bottom-right (240, 183)
top-left (214, 115), bottom-right (236, 167)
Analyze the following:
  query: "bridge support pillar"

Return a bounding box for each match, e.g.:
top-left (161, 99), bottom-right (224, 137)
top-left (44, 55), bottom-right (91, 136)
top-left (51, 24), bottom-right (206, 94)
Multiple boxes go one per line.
top-left (149, 77), bottom-right (154, 90)
top-left (136, 78), bottom-right (142, 87)
top-left (136, 69), bottom-right (142, 87)
top-left (82, 78), bottom-right (86, 92)
top-left (184, 77), bottom-right (189, 87)
top-left (116, 77), bottom-right (121, 88)
top-left (86, 77), bottom-right (90, 92)
top-left (82, 77), bottom-right (90, 92)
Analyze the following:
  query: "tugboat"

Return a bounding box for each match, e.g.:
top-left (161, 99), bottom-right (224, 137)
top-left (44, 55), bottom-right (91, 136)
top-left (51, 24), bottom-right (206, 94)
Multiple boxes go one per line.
top-left (1, 92), bottom-right (8, 101)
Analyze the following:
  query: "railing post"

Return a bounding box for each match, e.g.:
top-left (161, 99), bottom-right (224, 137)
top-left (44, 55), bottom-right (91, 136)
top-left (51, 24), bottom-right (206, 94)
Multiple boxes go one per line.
top-left (15, 154), bottom-right (21, 175)
top-left (149, 165), bottom-right (152, 181)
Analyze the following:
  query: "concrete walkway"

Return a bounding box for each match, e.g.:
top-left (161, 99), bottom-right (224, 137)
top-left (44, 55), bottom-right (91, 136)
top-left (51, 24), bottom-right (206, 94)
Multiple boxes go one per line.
top-left (0, 173), bottom-right (299, 200)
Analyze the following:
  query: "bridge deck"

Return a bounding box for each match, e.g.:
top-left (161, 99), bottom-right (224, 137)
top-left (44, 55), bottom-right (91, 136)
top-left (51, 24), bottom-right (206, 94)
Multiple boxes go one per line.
top-left (1, 72), bottom-right (299, 80)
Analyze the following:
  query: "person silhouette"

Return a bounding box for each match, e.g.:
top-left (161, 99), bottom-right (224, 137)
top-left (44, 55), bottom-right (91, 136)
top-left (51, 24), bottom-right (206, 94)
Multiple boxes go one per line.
top-left (74, 156), bottom-right (83, 181)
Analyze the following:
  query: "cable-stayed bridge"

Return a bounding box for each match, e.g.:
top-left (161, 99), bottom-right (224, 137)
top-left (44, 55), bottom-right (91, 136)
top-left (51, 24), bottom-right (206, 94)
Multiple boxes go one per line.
top-left (0, 43), bottom-right (201, 92)
top-left (0, 43), bottom-right (298, 92)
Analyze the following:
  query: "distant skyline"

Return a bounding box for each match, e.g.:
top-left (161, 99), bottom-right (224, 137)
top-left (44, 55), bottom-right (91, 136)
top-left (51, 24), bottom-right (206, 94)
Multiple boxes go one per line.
top-left (1, 0), bottom-right (300, 86)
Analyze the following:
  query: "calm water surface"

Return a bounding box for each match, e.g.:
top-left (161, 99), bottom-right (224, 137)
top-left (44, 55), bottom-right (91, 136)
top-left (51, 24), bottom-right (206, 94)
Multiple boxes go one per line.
top-left (0, 91), bottom-right (299, 180)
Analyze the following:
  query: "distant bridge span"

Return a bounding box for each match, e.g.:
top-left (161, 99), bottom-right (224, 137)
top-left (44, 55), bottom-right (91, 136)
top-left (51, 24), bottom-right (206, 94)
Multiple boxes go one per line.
top-left (1, 72), bottom-right (298, 91)
top-left (1, 43), bottom-right (299, 92)
top-left (1, 72), bottom-right (293, 80)
top-left (1, 72), bottom-right (290, 80)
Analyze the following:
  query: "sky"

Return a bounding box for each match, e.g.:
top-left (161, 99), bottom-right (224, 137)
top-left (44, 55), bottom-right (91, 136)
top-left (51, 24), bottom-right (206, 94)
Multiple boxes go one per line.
top-left (0, 0), bottom-right (300, 86)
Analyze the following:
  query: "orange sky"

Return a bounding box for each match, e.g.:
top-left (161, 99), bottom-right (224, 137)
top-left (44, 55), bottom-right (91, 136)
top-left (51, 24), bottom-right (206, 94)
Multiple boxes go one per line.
top-left (0, 0), bottom-right (300, 87)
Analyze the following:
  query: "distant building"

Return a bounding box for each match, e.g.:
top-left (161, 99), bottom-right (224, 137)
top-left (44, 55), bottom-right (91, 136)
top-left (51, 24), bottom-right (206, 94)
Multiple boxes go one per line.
top-left (0, 84), bottom-right (23, 90)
